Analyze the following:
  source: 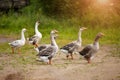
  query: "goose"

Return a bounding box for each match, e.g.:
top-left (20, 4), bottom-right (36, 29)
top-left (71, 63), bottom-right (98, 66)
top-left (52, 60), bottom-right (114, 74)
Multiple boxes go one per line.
top-left (60, 27), bottom-right (87, 59)
top-left (79, 32), bottom-right (104, 63)
top-left (8, 28), bottom-right (26, 53)
top-left (28, 21), bottom-right (42, 47)
top-left (34, 34), bottom-right (58, 53)
top-left (36, 30), bottom-right (59, 64)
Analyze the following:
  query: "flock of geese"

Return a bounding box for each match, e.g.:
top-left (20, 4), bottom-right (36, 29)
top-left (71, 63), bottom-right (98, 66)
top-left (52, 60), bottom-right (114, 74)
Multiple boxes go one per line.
top-left (8, 21), bottom-right (104, 64)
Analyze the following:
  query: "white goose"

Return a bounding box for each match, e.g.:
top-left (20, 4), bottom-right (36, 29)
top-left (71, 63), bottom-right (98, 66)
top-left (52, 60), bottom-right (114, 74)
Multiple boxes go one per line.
top-left (79, 32), bottom-right (104, 63)
top-left (8, 28), bottom-right (26, 53)
top-left (36, 30), bottom-right (59, 64)
top-left (60, 27), bottom-right (87, 59)
top-left (28, 21), bottom-right (42, 47)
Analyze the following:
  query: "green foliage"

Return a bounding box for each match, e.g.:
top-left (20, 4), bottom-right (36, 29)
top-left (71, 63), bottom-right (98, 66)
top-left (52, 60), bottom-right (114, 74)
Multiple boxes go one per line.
top-left (39, 0), bottom-right (120, 18)
top-left (39, 0), bottom-right (91, 17)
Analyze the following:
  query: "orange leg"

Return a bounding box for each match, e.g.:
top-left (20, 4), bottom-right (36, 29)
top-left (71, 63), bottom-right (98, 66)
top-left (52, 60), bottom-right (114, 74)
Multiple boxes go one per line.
top-left (66, 55), bottom-right (69, 59)
top-left (35, 44), bottom-right (39, 47)
top-left (87, 58), bottom-right (91, 63)
top-left (49, 59), bottom-right (52, 65)
top-left (11, 47), bottom-right (14, 53)
top-left (70, 53), bottom-right (73, 60)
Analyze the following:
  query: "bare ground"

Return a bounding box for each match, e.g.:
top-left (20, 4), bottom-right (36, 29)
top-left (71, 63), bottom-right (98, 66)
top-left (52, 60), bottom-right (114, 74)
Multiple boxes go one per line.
top-left (0, 46), bottom-right (120, 80)
top-left (0, 37), bottom-right (120, 80)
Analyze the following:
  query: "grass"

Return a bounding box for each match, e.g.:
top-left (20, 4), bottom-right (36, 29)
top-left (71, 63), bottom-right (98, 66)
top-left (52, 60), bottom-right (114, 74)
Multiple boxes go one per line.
top-left (0, 12), bottom-right (120, 45)
top-left (0, 14), bottom-right (120, 56)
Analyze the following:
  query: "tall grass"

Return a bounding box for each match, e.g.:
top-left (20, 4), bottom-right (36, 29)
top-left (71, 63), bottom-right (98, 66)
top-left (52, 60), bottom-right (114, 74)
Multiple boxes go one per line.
top-left (0, 0), bottom-right (120, 47)
top-left (0, 13), bottom-right (120, 45)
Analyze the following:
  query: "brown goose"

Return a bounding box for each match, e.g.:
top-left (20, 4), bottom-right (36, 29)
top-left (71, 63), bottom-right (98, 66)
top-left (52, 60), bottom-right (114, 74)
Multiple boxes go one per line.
top-left (79, 32), bottom-right (104, 63)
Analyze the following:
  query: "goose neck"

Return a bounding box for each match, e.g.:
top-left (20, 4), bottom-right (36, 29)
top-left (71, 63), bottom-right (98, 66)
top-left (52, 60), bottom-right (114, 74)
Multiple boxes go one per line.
top-left (50, 34), bottom-right (58, 49)
top-left (21, 30), bottom-right (25, 41)
top-left (77, 30), bottom-right (82, 43)
top-left (35, 24), bottom-right (39, 34)
top-left (93, 36), bottom-right (100, 44)
top-left (93, 36), bottom-right (100, 49)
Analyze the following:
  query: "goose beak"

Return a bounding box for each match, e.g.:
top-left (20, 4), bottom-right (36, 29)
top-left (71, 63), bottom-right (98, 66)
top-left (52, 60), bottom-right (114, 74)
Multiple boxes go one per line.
top-left (83, 27), bottom-right (87, 30)
top-left (80, 27), bottom-right (87, 31)
top-left (97, 32), bottom-right (105, 37)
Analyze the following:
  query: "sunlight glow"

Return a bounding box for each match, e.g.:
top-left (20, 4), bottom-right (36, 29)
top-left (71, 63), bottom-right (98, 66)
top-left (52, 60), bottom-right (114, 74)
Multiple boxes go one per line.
top-left (97, 0), bottom-right (109, 4)
top-left (96, 0), bottom-right (114, 7)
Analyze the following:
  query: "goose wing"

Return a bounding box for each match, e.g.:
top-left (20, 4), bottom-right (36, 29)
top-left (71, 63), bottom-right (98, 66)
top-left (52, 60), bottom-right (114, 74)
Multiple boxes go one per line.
top-left (61, 42), bottom-right (74, 49)
top-left (34, 44), bottom-right (51, 53)
top-left (38, 44), bottom-right (50, 51)
top-left (29, 35), bottom-right (40, 44)
top-left (37, 46), bottom-right (55, 57)
top-left (29, 35), bottom-right (39, 41)
top-left (79, 45), bottom-right (97, 58)
top-left (60, 42), bottom-right (77, 53)
top-left (9, 40), bottom-right (22, 47)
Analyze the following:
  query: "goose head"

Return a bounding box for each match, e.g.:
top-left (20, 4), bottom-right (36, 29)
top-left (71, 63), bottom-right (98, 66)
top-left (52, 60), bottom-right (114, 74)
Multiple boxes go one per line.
top-left (51, 30), bottom-right (58, 39)
top-left (51, 30), bottom-right (58, 34)
top-left (94, 32), bottom-right (105, 42)
top-left (35, 21), bottom-right (40, 26)
top-left (96, 32), bottom-right (105, 38)
top-left (80, 27), bottom-right (87, 31)
top-left (22, 28), bottom-right (26, 32)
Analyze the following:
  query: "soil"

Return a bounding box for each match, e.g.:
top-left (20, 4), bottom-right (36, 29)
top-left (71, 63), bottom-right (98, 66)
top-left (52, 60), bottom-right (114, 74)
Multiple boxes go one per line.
top-left (0, 35), bottom-right (14, 43)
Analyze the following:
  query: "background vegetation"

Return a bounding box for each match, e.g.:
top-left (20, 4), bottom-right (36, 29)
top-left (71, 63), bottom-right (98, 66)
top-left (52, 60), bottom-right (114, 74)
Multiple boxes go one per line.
top-left (0, 0), bottom-right (120, 45)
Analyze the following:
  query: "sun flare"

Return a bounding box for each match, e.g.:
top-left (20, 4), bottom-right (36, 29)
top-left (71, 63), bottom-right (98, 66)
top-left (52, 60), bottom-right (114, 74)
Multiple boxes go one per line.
top-left (97, 0), bottom-right (109, 4)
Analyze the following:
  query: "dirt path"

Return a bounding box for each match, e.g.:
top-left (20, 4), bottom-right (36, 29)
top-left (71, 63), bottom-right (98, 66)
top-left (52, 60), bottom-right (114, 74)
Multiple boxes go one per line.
top-left (0, 36), bottom-right (14, 43)
top-left (0, 45), bottom-right (120, 80)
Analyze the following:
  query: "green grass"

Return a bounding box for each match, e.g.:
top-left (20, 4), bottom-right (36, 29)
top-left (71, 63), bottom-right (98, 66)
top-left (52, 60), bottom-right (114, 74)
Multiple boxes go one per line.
top-left (0, 13), bottom-right (120, 53)
top-left (0, 12), bottom-right (120, 45)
